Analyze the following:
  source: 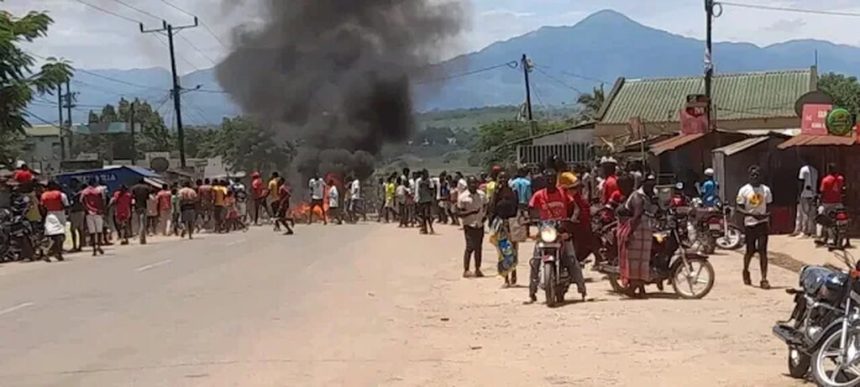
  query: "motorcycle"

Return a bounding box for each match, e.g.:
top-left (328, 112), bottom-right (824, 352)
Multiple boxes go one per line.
top-left (533, 220), bottom-right (579, 308)
top-left (772, 255), bottom-right (853, 379)
top-left (710, 203), bottom-right (744, 250)
top-left (817, 207), bottom-right (851, 250)
top-left (596, 210), bottom-right (716, 299)
top-left (591, 204), bottom-right (618, 266)
top-left (805, 250), bottom-right (860, 386)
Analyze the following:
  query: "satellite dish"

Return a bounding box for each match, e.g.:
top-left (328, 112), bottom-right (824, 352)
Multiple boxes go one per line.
top-left (150, 157), bottom-right (170, 173)
top-left (795, 91), bottom-right (834, 117)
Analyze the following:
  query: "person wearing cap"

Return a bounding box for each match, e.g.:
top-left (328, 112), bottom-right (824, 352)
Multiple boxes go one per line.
top-left (560, 172), bottom-right (594, 264)
top-left (700, 168), bottom-right (719, 207)
top-left (526, 170), bottom-right (586, 304)
top-left (600, 157), bottom-right (620, 206)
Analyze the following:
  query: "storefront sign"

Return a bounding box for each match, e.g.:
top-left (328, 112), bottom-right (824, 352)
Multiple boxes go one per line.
top-left (826, 108), bottom-right (855, 136)
top-left (801, 104), bottom-right (831, 135)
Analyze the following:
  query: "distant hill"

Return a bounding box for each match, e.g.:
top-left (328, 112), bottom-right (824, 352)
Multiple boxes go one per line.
top-left (26, 9), bottom-right (860, 125)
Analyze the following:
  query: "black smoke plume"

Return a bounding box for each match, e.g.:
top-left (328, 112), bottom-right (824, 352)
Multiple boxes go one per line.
top-left (216, 0), bottom-right (465, 185)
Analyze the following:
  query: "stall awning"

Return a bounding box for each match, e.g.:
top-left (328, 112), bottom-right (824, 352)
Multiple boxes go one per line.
top-left (777, 135), bottom-right (859, 149)
top-left (650, 133), bottom-right (706, 155)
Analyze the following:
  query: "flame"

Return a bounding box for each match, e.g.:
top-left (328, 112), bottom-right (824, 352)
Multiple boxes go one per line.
top-left (288, 172), bottom-right (342, 220)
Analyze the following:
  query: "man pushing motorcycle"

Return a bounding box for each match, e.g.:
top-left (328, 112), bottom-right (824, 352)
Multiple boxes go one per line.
top-left (525, 170), bottom-right (587, 304)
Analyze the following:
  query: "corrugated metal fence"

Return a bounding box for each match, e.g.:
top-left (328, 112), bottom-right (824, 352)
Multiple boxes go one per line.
top-left (517, 143), bottom-right (593, 166)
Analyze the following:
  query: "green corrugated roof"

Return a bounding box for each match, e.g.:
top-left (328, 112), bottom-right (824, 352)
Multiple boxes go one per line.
top-left (601, 69), bottom-right (814, 124)
top-left (72, 122), bottom-right (132, 134)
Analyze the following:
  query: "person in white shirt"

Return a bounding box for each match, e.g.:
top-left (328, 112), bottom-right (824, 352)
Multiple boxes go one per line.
top-left (793, 160), bottom-right (818, 237)
top-left (308, 174), bottom-right (327, 225)
top-left (347, 177), bottom-right (364, 222)
top-left (736, 165), bottom-right (773, 290)
top-left (328, 180), bottom-right (343, 225)
top-left (457, 176), bottom-right (487, 278)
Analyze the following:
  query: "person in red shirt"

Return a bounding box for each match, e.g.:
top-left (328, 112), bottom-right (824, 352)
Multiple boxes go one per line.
top-left (526, 170), bottom-right (586, 304)
top-left (156, 184), bottom-right (172, 236)
top-left (820, 163), bottom-right (845, 206)
top-left (251, 172), bottom-right (268, 225)
top-left (81, 179), bottom-right (105, 256)
top-left (601, 160), bottom-right (621, 206)
top-left (40, 181), bottom-right (69, 261)
top-left (560, 174), bottom-right (594, 264)
top-left (110, 185), bottom-right (133, 245)
top-left (13, 163), bottom-right (33, 185)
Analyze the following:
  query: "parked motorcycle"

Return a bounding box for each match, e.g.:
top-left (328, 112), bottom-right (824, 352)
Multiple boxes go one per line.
top-left (807, 250), bottom-right (860, 386)
top-left (817, 208), bottom-right (851, 250)
top-left (533, 220), bottom-right (579, 307)
top-left (596, 210), bottom-right (715, 299)
top-left (772, 257), bottom-right (853, 379)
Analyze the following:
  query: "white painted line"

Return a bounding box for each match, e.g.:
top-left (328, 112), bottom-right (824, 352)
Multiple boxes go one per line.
top-left (0, 302), bottom-right (34, 317)
top-left (224, 239), bottom-right (247, 247)
top-left (135, 259), bottom-right (172, 272)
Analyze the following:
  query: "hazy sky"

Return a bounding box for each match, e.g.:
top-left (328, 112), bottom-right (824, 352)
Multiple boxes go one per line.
top-left (9, 0), bottom-right (860, 72)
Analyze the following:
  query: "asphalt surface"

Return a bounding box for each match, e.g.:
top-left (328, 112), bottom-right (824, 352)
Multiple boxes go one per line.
top-left (0, 223), bottom-right (806, 386)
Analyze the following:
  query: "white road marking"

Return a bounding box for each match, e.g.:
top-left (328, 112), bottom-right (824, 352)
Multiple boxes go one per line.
top-left (224, 239), bottom-right (247, 246)
top-left (0, 302), bottom-right (34, 317)
top-left (135, 259), bottom-right (173, 272)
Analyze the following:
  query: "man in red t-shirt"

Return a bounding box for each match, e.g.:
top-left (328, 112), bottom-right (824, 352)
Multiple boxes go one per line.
top-left (156, 184), bottom-right (172, 236)
top-left (13, 163), bottom-right (33, 185)
top-left (81, 179), bottom-right (105, 256)
top-left (40, 181), bottom-right (69, 261)
top-left (819, 163), bottom-right (846, 242)
top-left (526, 170), bottom-right (586, 304)
top-left (251, 172), bottom-right (268, 225)
top-left (601, 161), bottom-right (620, 205)
top-left (111, 185), bottom-right (133, 244)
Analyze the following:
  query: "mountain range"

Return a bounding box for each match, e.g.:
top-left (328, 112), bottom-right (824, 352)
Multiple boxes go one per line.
top-left (27, 9), bottom-right (860, 126)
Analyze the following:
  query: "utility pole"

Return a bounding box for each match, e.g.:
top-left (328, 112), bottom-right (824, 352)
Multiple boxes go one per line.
top-left (521, 54), bottom-right (535, 136)
top-left (63, 81), bottom-right (76, 158)
top-left (129, 100), bottom-right (137, 165)
top-left (140, 18), bottom-right (199, 168)
top-left (57, 84), bottom-right (65, 160)
top-left (705, 0), bottom-right (715, 131)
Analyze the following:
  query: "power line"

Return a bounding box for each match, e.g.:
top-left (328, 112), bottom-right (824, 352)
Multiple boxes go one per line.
top-left (533, 66), bottom-right (584, 94)
top-left (106, 0), bottom-right (163, 22)
top-left (178, 34), bottom-right (217, 66)
top-left (158, 0), bottom-right (229, 48)
top-left (70, 0), bottom-right (141, 25)
top-left (152, 34), bottom-right (201, 72)
top-left (416, 61), bottom-right (519, 85)
top-left (22, 109), bottom-right (63, 129)
top-left (718, 1), bottom-right (860, 17)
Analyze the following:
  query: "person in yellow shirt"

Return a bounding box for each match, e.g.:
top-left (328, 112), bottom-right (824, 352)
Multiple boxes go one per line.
top-left (212, 180), bottom-right (229, 233)
top-left (268, 172), bottom-right (282, 231)
top-left (383, 176), bottom-right (396, 223)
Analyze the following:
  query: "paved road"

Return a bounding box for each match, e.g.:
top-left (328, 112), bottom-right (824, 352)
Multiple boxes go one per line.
top-left (0, 223), bottom-right (805, 386)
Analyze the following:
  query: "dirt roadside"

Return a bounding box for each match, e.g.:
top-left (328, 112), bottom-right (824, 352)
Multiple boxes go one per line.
top-left (200, 224), bottom-right (805, 387)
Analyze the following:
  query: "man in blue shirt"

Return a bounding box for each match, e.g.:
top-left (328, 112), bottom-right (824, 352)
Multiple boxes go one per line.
top-left (700, 168), bottom-right (718, 207)
top-left (509, 167), bottom-right (532, 216)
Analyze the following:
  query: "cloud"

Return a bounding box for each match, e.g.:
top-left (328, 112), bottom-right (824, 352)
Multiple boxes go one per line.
top-left (480, 9), bottom-right (535, 18)
top-left (762, 18), bottom-right (807, 34)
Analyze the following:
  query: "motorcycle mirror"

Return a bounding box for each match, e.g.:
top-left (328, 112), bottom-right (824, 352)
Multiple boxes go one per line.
top-left (675, 182), bottom-right (684, 190)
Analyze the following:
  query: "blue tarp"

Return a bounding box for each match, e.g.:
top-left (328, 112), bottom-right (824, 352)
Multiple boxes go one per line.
top-left (55, 166), bottom-right (164, 193)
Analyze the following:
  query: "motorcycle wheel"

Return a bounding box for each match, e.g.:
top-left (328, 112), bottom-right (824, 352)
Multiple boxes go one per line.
top-left (544, 262), bottom-right (557, 308)
top-left (788, 347), bottom-right (810, 379)
top-left (812, 327), bottom-right (860, 387)
top-left (671, 258), bottom-right (715, 299)
top-left (716, 226), bottom-right (743, 250)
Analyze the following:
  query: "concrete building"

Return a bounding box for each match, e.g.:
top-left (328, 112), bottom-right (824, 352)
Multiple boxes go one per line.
top-left (21, 125), bottom-right (66, 176)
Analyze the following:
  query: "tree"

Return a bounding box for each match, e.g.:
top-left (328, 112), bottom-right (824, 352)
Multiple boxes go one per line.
top-left (819, 73), bottom-right (860, 115)
top-left (78, 98), bottom-right (172, 160)
top-left (471, 119), bottom-right (566, 167)
top-left (208, 117), bottom-right (295, 174)
top-left (576, 85), bottom-right (605, 121)
top-left (0, 5), bottom-right (73, 166)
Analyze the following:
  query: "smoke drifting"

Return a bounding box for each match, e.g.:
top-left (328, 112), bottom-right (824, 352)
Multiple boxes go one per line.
top-left (216, 0), bottom-right (466, 183)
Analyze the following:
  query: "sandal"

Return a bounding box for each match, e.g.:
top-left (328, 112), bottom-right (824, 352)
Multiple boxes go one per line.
top-left (760, 279), bottom-right (771, 290)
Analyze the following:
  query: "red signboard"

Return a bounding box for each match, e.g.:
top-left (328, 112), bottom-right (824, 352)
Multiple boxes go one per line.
top-left (679, 106), bottom-right (708, 134)
top-left (801, 104), bottom-right (832, 135)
